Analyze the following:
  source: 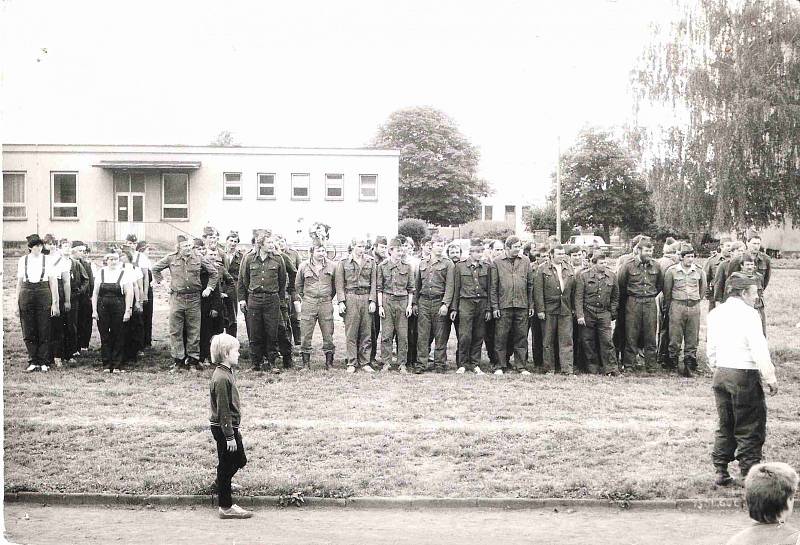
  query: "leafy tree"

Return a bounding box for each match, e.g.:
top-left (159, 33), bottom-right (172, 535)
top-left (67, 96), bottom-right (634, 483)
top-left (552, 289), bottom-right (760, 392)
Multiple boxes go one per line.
top-left (554, 128), bottom-right (655, 239)
top-left (522, 203), bottom-right (572, 241)
top-left (398, 218), bottom-right (429, 243)
top-left (372, 107), bottom-right (491, 226)
top-left (631, 0), bottom-right (800, 231)
top-left (460, 220), bottom-right (514, 241)
top-left (210, 130), bottom-right (239, 147)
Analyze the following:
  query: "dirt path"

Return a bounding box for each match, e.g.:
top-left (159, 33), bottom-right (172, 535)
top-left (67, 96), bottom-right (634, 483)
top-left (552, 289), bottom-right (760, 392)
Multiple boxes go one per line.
top-left (4, 503), bottom-right (750, 545)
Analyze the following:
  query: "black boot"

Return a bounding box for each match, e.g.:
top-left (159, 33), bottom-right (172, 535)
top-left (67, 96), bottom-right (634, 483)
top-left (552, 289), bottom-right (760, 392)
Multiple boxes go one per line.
top-left (324, 352), bottom-right (333, 370)
top-left (302, 353), bottom-right (311, 370)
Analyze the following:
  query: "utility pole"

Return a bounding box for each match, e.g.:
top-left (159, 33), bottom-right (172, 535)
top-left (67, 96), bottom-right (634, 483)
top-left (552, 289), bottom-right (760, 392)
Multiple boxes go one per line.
top-left (556, 136), bottom-right (561, 243)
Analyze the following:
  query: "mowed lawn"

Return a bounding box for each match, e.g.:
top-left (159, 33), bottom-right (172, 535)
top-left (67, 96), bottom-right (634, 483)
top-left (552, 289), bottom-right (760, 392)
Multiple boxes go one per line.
top-left (3, 256), bottom-right (800, 500)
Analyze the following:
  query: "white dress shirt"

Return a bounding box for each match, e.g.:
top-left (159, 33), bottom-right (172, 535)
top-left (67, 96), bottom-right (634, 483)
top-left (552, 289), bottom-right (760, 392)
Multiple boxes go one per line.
top-left (706, 297), bottom-right (776, 385)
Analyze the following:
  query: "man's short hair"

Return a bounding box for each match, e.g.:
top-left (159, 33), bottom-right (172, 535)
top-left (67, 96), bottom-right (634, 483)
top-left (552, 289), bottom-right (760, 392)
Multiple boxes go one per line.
top-left (309, 239), bottom-right (326, 253)
top-left (731, 241), bottom-right (746, 251)
top-left (550, 244), bottom-right (565, 255)
top-left (589, 249), bottom-right (607, 263)
top-left (420, 236), bottom-right (432, 246)
top-left (747, 233), bottom-right (762, 242)
top-left (446, 243), bottom-right (462, 256)
top-left (636, 238), bottom-right (654, 250)
top-left (388, 237), bottom-right (404, 249)
top-left (504, 235), bottom-right (520, 248)
top-left (470, 239), bottom-right (484, 250)
top-left (745, 462), bottom-right (799, 524)
top-left (404, 236), bottom-right (417, 249)
top-left (568, 245), bottom-right (582, 255)
top-left (677, 243), bottom-right (695, 257)
top-left (210, 333), bottom-right (240, 364)
top-left (664, 236), bottom-right (676, 246)
top-left (374, 236), bottom-right (388, 246)
top-left (430, 235), bottom-right (446, 244)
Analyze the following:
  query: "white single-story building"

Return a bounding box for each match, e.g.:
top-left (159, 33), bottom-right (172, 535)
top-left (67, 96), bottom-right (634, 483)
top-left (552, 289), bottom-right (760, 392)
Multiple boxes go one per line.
top-left (2, 144), bottom-right (400, 247)
top-left (479, 189), bottom-right (544, 236)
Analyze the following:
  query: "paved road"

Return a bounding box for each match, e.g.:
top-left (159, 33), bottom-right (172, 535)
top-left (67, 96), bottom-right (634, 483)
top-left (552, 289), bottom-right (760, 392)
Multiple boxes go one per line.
top-left (4, 503), bottom-right (750, 545)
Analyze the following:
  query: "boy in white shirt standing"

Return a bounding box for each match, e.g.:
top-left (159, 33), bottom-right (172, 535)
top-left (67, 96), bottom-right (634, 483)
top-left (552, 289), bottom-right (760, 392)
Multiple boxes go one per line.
top-left (17, 234), bottom-right (60, 371)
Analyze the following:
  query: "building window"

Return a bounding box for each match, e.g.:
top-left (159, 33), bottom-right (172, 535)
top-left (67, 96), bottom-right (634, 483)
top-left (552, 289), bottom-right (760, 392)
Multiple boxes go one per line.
top-left (51, 172), bottom-right (78, 219)
top-left (325, 173), bottom-right (344, 200)
top-left (291, 173), bottom-right (310, 200)
top-left (504, 205), bottom-right (516, 225)
top-left (484, 205), bottom-right (493, 221)
top-left (3, 172), bottom-right (26, 219)
top-left (162, 172), bottom-right (189, 220)
top-left (257, 173), bottom-right (276, 200)
top-left (359, 174), bottom-right (377, 201)
top-left (223, 172), bottom-right (242, 199)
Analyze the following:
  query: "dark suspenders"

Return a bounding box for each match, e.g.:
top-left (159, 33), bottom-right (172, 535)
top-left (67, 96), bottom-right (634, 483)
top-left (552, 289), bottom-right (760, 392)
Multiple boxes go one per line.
top-left (99, 269), bottom-right (126, 294)
top-left (23, 254), bottom-right (46, 283)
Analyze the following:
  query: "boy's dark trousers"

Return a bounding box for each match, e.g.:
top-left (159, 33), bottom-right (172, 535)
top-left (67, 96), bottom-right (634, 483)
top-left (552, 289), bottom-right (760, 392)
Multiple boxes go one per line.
top-left (143, 286), bottom-right (154, 347)
top-left (211, 426), bottom-right (247, 509)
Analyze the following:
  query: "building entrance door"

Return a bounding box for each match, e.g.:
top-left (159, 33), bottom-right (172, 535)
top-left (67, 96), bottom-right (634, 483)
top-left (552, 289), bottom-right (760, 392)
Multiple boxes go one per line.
top-left (114, 172), bottom-right (146, 241)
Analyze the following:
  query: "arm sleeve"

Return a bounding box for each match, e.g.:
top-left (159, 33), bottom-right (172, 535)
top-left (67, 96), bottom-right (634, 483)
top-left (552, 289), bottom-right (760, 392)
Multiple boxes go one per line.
top-left (277, 257), bottom-right (287, 302)
top-left (376, 264), bottom-right (386, 295)
top-left (662, 269), bottom-right (674, 308)
top-left (762, 255), bottom-right (771, 290)
top-left (574, 274), bottom-right (585, 321)
top-left (370, 259), bottom-right (377, 303)
top-left (617, 263), bottom-right (629, 299)
top-left (413, 265), bottom-right (422, 306)
top-left (610, 274), bottom-right (619, 319)
top-left (405, 265), bottom-right (415, 296)
top-left (705, 310), bottom-right (717, 370)
top-left (202, 255), bottom-right (220, 290)
top-left (451, 264), bottom-right (461, 311)
top-left (442, 261), bottom-right (455, 307)
top-left (238, 255), bottom-right (250, 302)
top-left (295, 262), bottom-right (306, 299)
top-left (335, 261), bottom-right (346, 304)
top-left (213, 377), bottom-right (235, 439)
top-left (699, 269), bottom-right (707, 301)
top-left (284, 257), bottom-right (297, 302)
top-left (713, 263), bottom-right (727, 302)
top-left (150, 255), bottom-right (171, 283)
top-left (489, 263), bottom-right (499, 312)
top-left (655, 263), bottom-right (664, 294)
top-left (533, 266), bottom-right (544, 315)
top-left (746, 311), bottom-right (776, 384)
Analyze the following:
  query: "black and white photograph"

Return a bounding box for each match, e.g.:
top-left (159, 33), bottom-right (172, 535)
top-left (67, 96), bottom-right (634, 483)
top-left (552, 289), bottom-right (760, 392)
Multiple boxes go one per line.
top-left (2, 0), bottom-right (800, 543)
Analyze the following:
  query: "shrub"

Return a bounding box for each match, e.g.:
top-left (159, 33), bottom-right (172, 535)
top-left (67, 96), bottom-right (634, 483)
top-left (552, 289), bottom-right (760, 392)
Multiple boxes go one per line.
top-left (461, 220), bottom-right (514, 241)
top-left (398, 218), bottom-right (429, 243)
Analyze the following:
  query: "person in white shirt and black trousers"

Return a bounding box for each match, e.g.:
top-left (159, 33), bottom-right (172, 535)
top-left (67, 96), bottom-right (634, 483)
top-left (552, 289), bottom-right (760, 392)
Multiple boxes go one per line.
top-left (706, 272), bottom-right (779, 487)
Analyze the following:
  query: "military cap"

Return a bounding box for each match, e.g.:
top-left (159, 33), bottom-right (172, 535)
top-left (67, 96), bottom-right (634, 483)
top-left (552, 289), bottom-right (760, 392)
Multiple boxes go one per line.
top-left (193, 237), bottom-right (205, 249)
top-left (470, 238), bottom-right (484, 249)
top-left (388, 237), bottom-right (405, 248)
top-left (43, 233), bottom-right (57, 245)
top-left (727, 272), bottom-right (758, 290)
top-left (125, 233), bottom-right (138, 243)
top-left (202, 225), bottom-right (219, 238)
top-left (26, 234), bottom-right (44, 248)
top-left (374, 235), bottom-right (388, 246)
top-left (226, 230), bottom-right (240, 242)
top-left (71, 240), bottom-right (86, 248)
top-left (678, 243), bottom-right (695, 257)
top-left (58, 238), bottom-right (70, 247)
top-left (176, 234), bottom-right (188, 244)
top-left (567, 244), bottom-right (582, 255)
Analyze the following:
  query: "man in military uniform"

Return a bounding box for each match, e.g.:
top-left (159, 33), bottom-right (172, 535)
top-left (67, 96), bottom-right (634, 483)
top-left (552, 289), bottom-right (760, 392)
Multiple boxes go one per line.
top-left (491, 236), bottom-right (533, 375)
top-left (703, 240), bottom-right (731, 312)
top-left (575, 250), bottom-right (619, 375)
top-left (239, 231), bottom-right (286, 372)
top-left (568, 245), bottom-right (586, 372)
top-left (130, 240), bottom-right (154, 348)
top-left (722, 235), bottom-right (771, 334)
top-left (72, 241), bottom-right (95, 352)
top-left (450, 239), bottom-right (491, 374)
top-left (377, 237), bottom-right (414, 372)
top-left (200, 228), bottom-right (227, 364)
top-left (528, 245), bottom-right (549, 370)
top-left (613, 234), bottom-right (645, 362)
top-left (713, 241), bottom-right (746, 304)
top-left (59, 238), bottom-right (89, 363)
top-left (275, 235), bottom-right (298, 368)
top-left (662, 243), bottom-right (706, 377)
top-left (414, 235), bottom-right (455, 374)
top-left (295, 240), bottom-right (337, 370)
top-left (535, 244), bottom-right (575, 375)
top-left (656, 242), bottom-right (680, 369)
top-left (278, 236), bottom-right (302, 353)
top-left (617, 238), bottom-right (664, 372)
top-left (444, 242), bottom-right (463, 369)
top-left (336, 238), bottom-right (377, 373)
top-left (152, 235), bottom-right (219, 370)
top-left (368, 236), bottom-right (388, 367)
top-left (403, 236), bottom-right (420, 368)
top-left (738, 252), bottom-right (767, 336)
top-left (222, 231), bottom-right (243, 339)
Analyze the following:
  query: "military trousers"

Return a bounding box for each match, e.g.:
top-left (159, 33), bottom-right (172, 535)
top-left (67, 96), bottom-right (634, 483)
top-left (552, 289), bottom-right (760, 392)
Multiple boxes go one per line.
top-left (300, 295), bottom-right (335, 356)
top-left (712, 368), bottom-right (767, 477)
top-left (223, 294), bottom-right (238, 339)
top-left (246, 292), bottom-right (280, 368)
top-left (98, 293), bottom-right (126, 369)
top-left (656, 296), bottom-right (671, 366)
top-left (494, 307), bottom-right (528, 372)
top-left (142, 286), bottom-right (154, 347)
top-left (416, 296), bottom-right (449, 371)
top-left (19, 282), bottom-right (52, 367)
top-left (169, 292), bottom-right (201, 361)
top-left (529, 314), bottom-right (544, 368)
top-left (381, 295), bottom-right (408, 366)
top-left (543, 313), bottom-right (574, 373)
top-left (623, 296), bottom-right (658, 371)
top-left (49, 297), bottom-right (67, 361)
top-left (457, 298), bottom-right (487, 369)
top-left (77, 292), bottom-right (93, 349)
top-left (63, 292), bottom-right (80, 358)
top-left (343, 293), bottom-right (372, 366)
top-left (370, 303), bottom-right (381, 364)
top-left (580, 309), bottom-right (617, 374)
top-left (668, 300), bottom-right (701, 371)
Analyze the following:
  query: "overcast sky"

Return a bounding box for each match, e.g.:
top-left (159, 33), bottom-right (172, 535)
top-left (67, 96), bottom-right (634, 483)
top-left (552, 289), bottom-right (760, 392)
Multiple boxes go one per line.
top-left (2, 0), bottom-right (678, 204)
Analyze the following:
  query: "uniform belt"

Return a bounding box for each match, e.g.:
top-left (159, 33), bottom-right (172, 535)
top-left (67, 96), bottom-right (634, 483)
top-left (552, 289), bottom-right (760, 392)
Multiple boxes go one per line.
top-left (419, 293), bottom-right (445, 299)
top-left (630, 294), bottom-right (656, 299)
top-left (673, 299), bottom-right (701, 306)
top-left (586, 303), bottom-right (608, 310)
top-left (386, 293), bottom-right (409, 298)
top-left (303, 293), bottom-right (332, 299)
top-left (345, 288), bottom-right (370, 295)
top-left (175, 290), bottom-right (200, 295)
top-left (460, 294), bottom-right (487, 299)
top-left (250, 291), bottom-right (278, 295)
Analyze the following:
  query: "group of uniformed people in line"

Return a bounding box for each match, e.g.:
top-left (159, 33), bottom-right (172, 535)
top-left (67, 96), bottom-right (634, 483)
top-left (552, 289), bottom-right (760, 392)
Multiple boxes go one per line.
top-left (15, 226), bottom-right (771, 377)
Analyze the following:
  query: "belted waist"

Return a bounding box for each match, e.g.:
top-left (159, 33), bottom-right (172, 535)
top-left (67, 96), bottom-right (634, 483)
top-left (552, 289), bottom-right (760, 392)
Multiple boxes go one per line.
top-left (418, 292), bottom-right (445, 299)
top-left (21, 281), bottom-right (51, 288)
top-left (173, 290), bottom-right (200, 295)
top-left (630, 294), bottom-right (657, 300)
top-left (249, 290), bottom-right (279, 296)
top-left (345, 288), bottom-right (371, 295)
top-left (302, 293), bottom-right (332, 300)
top-left (385, 293), bottom-right (410, 299)
top-left (673, 299), bottom-right (701, 306)
top-left (585, 302), bottom-right (611, 310)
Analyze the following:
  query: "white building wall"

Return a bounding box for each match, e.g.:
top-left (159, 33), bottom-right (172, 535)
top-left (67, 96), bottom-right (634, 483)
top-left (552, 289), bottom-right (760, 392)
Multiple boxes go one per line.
top-left (2, 145), bottom-right (399, 245)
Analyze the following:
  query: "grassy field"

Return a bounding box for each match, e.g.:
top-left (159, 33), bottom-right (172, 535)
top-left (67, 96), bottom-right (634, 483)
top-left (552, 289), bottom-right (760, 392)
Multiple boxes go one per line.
top-left (3, 257), bottom-right (800, 500)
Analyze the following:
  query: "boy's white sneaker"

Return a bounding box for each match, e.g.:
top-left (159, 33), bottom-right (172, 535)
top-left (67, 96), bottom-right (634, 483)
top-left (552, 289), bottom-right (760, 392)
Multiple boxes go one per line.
top-left (40, 365), bottom-right (50, 372)
top-left (218, 504), bottom-right (253, 519)
top-left (456, 367), bottom-right (466, 374)
top-left (26, 364), bottom-right (38, 372)
top-left (474, 367), bottom-right (484, 375)
top-left (361, 365), bottom-right (374, 373)
top-left (346, 365), bottom-right (356, 374)
top-left (398, 365), bottom-right (408, 374)
top-left (520, 369), bottom-right (531, 376)
top-left (493, 369), bottom-right (503, 375)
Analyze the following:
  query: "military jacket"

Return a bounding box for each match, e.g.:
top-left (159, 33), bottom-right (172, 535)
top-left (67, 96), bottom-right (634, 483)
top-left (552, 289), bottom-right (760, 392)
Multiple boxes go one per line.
top-left (574, 265), bottom-right (618, 320)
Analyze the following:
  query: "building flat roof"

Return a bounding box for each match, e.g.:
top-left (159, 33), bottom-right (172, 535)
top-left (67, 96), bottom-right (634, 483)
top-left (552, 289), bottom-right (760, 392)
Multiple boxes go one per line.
top-left (2, 143), bottom-right (400, 157)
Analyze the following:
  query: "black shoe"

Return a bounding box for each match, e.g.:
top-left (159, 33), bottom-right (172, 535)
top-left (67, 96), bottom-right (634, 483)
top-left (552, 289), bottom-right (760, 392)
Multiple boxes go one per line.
top-left (714, 471), bottom-right (734, 486)
top-left (324, 352), bottom-right (334, 370)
